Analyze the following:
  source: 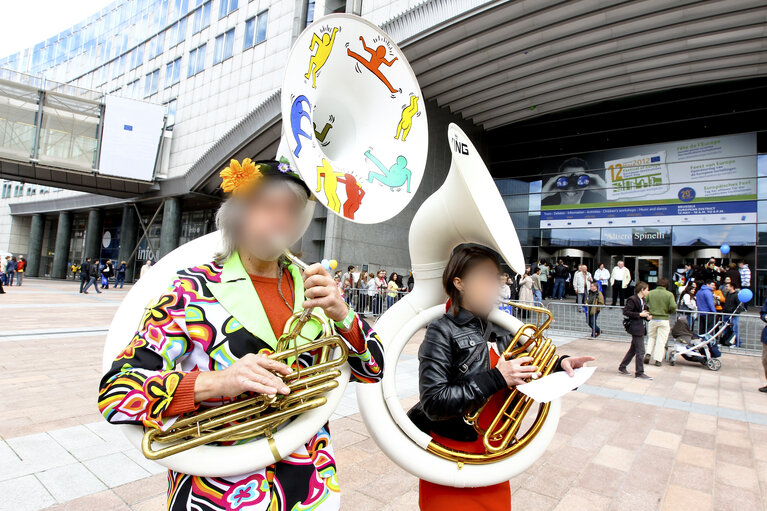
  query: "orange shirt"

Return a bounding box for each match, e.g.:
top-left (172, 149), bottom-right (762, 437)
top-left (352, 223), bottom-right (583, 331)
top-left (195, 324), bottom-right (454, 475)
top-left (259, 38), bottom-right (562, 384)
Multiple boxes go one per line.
top-left (249, 269), bottom-right (296, 339)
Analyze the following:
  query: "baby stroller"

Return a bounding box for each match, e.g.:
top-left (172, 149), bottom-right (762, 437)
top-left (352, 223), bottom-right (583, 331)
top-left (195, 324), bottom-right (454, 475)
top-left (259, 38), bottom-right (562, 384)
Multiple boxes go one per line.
top-left (666, 308), bottom-right (739, 372)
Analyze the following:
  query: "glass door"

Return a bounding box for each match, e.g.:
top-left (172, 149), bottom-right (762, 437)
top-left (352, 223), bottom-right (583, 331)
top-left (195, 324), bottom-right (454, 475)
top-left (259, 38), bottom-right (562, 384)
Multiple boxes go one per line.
top-left (637, 257), bottom-right (663, 289)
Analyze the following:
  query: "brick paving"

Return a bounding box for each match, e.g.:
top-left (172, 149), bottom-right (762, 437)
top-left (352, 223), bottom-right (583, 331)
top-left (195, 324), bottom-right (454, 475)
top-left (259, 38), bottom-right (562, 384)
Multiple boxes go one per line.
top-left (0, 279), bottom-right (766, 510)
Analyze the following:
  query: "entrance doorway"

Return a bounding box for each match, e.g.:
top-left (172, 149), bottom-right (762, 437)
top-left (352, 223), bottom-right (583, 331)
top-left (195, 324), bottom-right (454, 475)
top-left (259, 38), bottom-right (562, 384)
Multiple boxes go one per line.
top-left (610, 255), bottom-right (664, 291)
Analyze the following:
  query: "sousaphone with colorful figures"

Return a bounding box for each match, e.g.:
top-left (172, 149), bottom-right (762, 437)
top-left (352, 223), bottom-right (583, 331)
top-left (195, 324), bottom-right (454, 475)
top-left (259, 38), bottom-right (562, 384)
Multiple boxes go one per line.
top-left (101, 13), bottom-right (428, 477)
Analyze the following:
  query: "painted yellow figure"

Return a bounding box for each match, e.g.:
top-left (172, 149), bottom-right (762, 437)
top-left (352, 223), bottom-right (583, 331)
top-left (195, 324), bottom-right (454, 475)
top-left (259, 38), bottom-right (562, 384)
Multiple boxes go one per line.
top-left (305, 27), bottom-right (339, 88)
top-left (395, 96), bottom-right (419, 141)
top-left (316, 158), bottom-right (344, 213)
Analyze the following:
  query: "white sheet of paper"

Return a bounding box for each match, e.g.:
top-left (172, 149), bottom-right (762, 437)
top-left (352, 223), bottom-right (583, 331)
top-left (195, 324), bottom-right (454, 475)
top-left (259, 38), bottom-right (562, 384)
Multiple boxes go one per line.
top-left (516, 366), bottom-right (596, 403)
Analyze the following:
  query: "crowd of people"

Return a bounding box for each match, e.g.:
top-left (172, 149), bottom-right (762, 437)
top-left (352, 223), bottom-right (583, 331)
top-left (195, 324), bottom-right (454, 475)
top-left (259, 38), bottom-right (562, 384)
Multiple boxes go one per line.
top-left (0, 255), bottom-right (26, 293)
top-left (336, 265), bottom-right (414, 317)
top-left (76, 257), bottom-right (129, 294)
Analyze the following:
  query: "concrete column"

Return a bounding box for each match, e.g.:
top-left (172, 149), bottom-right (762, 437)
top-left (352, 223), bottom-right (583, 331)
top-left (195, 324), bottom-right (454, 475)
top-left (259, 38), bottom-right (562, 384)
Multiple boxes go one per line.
top-left (25, 214), bottom-right (44, 277)
top-left (118, 205), bottom-right (139, 282)
top-left (51, 211), bottom-right (72, 279)
top-left (159, 198), bottom-right (182, 258)
top-left (84, 209), bottom-right (103, 260)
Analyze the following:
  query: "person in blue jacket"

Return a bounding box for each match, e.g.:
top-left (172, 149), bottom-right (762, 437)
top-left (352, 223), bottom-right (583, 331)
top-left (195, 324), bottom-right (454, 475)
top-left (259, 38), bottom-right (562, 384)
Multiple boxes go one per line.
top-left (760, 297), bottom-right (767, 393)
top-left (696, 280), bottom-right (717, 336)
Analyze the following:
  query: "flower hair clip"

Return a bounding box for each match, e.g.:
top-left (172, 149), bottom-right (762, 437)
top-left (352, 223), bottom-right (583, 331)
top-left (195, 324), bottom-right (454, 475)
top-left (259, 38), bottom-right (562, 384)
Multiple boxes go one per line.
top-left (220, 158), bottom-right (263, 195)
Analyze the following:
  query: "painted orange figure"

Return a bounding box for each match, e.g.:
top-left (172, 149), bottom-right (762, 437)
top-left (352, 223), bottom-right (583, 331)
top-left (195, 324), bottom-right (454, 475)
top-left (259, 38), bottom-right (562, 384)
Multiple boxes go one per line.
top-left (337, 173), bottom-right (366, 220)
top-left (347, 36), bottom-right (399, 94)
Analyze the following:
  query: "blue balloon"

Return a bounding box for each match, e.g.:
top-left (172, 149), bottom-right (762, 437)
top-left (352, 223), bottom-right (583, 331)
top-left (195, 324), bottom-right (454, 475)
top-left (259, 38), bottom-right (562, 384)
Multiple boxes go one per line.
top-left (321, 258), bottom-right (331, 271)
top-left (720, 244), bottom-right (730, 255)
top-left (738, 288), bottom-right (753, 303)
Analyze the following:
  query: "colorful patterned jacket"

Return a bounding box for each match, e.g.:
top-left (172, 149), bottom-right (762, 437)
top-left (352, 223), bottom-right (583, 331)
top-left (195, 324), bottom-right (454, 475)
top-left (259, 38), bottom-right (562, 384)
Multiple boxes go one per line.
top-left (98, 253), bottom-right (384, 510)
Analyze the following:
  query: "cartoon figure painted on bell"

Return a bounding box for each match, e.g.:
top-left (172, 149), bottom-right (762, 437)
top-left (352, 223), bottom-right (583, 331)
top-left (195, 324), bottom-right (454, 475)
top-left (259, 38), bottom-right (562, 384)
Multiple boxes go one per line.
top-left (316, 158), bottom-right (343, 213)
top-left (347, 36), bottom-right (399, 94)
top-left (337, 173), bottom-right (365, 220)
top-left (291, 95), bottom-right (312, 157)
top-left (395, 95), bottom-right (419, 141)
top-left (364, 150), bottom-right (411, 193)
top-left (305, 27), bottom-right (339, 88)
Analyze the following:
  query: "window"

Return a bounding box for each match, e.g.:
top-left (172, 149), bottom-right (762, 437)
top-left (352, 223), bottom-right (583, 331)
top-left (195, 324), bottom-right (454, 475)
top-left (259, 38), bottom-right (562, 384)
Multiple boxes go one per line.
top-left (169, 18), bottom-right (187, 47)
top-left (243, 11), bottom-right (268, 50)
top-left (130, 43), bottom-right (145, 69)
top-left (149, 32), bottom-right (165, 59)
top-left (166, 57), bottom-right (181, 86)
top-left (188, 44), bottom-right (206, 76)
top-left (165, 98), bottom-right (177, 127)
top-left (219, 0), bottom-right (238, 19)
top-left (213, 28), bottom-right (235, 64)
top-left (144, 69), bottom-right (160, 96)
top-left (26, 187), bottom-right (36, 196)
top-left (127, 78), bottom-right (140, 99)
top-left (192, 1), bottom-right (211, 33)
top-left (305, 0), bottom-right (315, 27)
top-left (112, 54), bottom-right (126, 79)
top-left (13, 185), bottom-right (23, 197)
top-left (1, 183), bottom-right (11, 198)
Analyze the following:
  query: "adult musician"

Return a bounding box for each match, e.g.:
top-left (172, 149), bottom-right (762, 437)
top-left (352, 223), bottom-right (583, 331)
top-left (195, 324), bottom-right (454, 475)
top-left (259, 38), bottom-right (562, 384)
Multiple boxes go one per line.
top-left (407, 245), bottom-right (593, 510)
top-left (98, 159), bottom-right (384, 510)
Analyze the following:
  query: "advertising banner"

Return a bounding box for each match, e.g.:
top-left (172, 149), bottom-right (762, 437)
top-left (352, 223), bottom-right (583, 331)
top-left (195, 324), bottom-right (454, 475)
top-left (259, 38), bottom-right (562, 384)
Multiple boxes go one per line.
top-left (540, 133), bottom-right (757, 228)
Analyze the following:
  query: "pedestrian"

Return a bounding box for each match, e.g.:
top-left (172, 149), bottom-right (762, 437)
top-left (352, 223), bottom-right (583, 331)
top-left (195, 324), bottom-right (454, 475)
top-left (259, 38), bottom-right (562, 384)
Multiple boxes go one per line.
top-left (15, 257), bottom-right (25, 285)
top-left (116, 260), bottom-right (127, 288)
top-left (594, 263), bottom-right (610, 295)
top-left (619, 281), bottom-right (653, 380)
top-left (499, 274), bottom-right (511, 300)
top-left (0, 256), bottom-right (7, 285)
top-left (82, 258), bottom-right (102, 294)
top-left (387, 272), bottom-right (400, 310)
top-left (79, 257), bottom-right (91, 293)
top-left (140, 259), bottom-right (152, 278)
top-left (538, 261), bottom-right (549, 299)
top-left (738, 261), bottom-right (751, 289)
top-left (721, 282), bottom-right (742, 346)
top-left (366, 270), bottom-right (379, 315)
top-left (518, 267), bottom-right (533, 303)
top-left (406, 270), bottom-right (415, 292)
top-left (725, 263), bottom-right (741, 289)
top-left (696, 280), bottom-right (717, 336)
top-left (644, 277), bottom-right (676, 367)
top-left (553, 259), bottom-right (568, 300)
top-left (679, 282), bottom-right (698, 329)
top-left (342, 277), bottom-right (352, 304)
top-left (573, 264), bottom-right (592, 304)
top-left (586, 281), bottom-right (604, 337)
top-left (372, 270), bottom-right (387, 315)
top-left (357, 270), bottom-right (371, 316)
top-left (610, 260), bottom-right (631, 306)
top-left (101, 259), bottom-right (113, 289)
top-left (334, 275), bottom-right (344, 298)
top-left (759, 296), bottom-right (767, 393)
top-left (5, 256), bottom-right (17, 287)
top-left (531, 266), bottom-right (543, 305)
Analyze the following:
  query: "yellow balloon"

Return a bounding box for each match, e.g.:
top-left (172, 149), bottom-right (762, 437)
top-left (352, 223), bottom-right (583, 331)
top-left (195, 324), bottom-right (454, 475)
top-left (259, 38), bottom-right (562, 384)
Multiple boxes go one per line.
top-left (329, 259), bottom-right (338, 270)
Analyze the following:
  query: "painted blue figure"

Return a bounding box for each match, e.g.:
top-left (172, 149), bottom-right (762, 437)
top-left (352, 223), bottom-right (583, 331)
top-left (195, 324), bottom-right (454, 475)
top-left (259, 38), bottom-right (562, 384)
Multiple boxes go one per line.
top-left (291, 95), bottom-right (312, 157)
top-left (364, 150), bottom-right (411, 193)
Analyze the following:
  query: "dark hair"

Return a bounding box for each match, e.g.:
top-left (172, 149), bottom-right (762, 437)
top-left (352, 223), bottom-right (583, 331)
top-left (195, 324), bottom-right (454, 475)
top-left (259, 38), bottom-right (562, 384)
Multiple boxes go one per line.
top-left (705, 279), bottom-right (715, 286)
top-left (634, 281), bottom-right (649, 294)
top-left (656, 277), bottom-right (669, 289)
top-left (443, 245), bottom-right (501, 312)
top-left (558, 157), bottom-right (589, 173)
top-left (347, 265), bottom-right (354, 272)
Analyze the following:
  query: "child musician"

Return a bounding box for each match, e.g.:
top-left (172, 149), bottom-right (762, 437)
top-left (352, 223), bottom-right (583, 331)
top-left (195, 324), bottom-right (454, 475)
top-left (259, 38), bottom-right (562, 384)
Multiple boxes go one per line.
top-left (408, 245), bottom-right (593, 510)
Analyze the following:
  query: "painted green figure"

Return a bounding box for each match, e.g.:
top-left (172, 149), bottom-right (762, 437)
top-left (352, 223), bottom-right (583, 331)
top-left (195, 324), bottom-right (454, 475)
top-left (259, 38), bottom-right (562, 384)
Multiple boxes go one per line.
top-left (364, 150), bottom-right (411, 193)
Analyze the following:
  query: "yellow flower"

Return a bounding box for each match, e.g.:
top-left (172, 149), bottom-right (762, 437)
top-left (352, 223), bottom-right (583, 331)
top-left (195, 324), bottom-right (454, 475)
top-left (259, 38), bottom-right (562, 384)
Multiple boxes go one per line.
top-left (220, 158), bottom-right (263, 194)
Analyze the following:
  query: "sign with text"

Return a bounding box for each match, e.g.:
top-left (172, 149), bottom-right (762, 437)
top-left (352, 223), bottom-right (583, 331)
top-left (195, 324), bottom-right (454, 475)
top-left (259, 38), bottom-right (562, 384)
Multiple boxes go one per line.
top-left (540, 133), bottom-right (757, 228)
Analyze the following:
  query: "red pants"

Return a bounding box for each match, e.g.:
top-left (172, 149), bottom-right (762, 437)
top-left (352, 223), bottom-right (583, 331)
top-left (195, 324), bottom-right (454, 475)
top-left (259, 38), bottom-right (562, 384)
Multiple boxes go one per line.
top-left (419, 479), bottom-right (510, 511)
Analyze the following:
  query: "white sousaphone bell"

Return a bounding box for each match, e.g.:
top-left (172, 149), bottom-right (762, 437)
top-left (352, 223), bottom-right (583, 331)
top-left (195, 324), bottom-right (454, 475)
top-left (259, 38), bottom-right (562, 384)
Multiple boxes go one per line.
top-left (358, 124), bottom-right (563, 487)
top-left (101, 13), bottom-right (428, 477)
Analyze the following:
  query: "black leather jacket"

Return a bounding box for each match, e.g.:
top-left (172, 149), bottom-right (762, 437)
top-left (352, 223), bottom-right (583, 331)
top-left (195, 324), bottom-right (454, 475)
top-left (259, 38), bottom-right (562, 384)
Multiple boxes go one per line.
top-left (408, 307), bottom-right (567, 441)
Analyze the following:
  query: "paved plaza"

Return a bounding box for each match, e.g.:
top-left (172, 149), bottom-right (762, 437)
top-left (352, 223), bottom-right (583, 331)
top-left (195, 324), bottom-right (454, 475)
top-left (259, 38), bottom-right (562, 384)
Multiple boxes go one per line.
top-left (0, 279), bottom-right (766, 510)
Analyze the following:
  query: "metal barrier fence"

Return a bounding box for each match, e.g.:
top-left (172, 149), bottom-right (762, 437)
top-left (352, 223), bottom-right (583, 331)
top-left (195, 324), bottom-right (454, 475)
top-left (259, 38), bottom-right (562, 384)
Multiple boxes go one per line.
top-left (346, 287), bottom-right (763, 357)
top-left (513, 300), bottom-right (763, 356)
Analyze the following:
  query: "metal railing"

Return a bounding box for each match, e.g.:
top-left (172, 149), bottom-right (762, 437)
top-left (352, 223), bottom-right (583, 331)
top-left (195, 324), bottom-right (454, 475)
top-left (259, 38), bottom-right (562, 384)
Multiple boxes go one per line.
top-left (512, 299), bottom-right (762, 356)
top-left (345, 288), bottom-right (763, 357)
